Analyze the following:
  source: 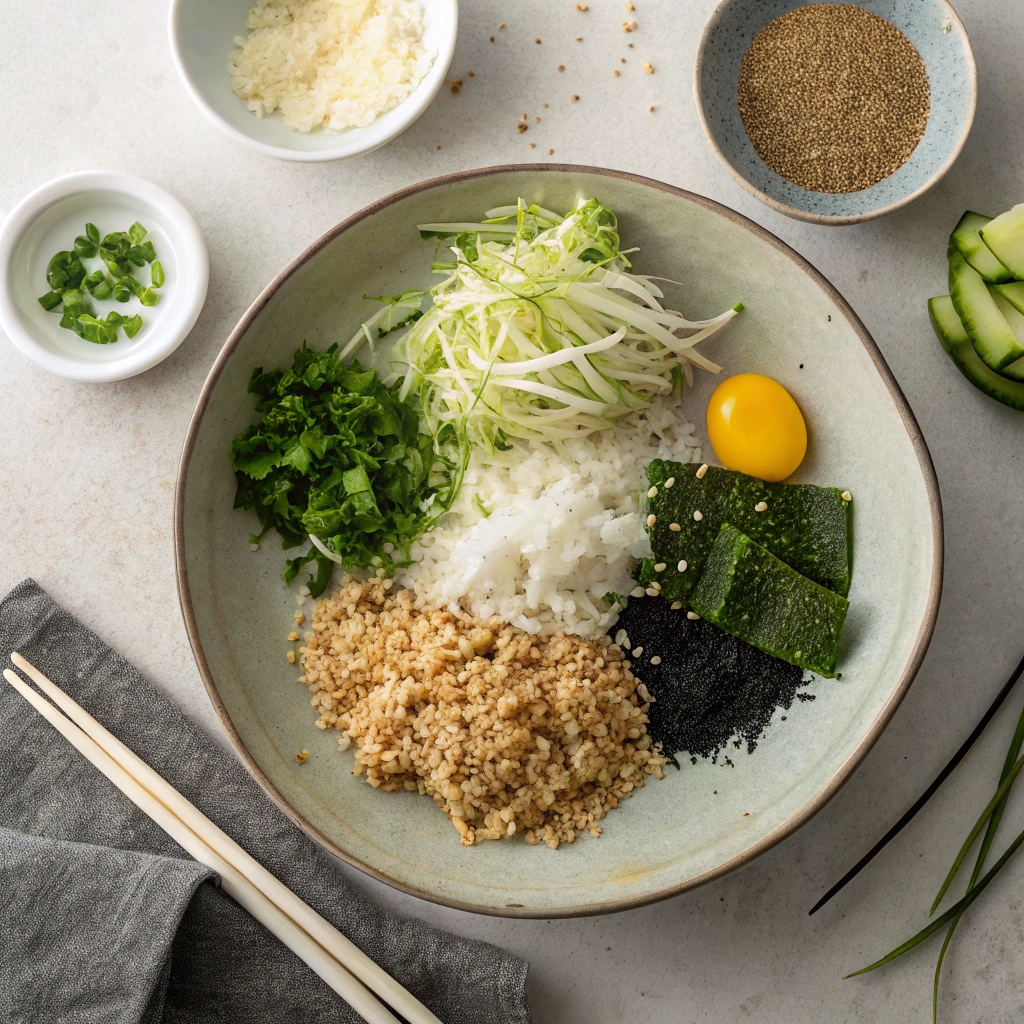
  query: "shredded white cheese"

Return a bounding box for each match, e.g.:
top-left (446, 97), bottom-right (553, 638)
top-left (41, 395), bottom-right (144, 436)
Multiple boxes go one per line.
top-left (229, 0), bottom-right (434, 133)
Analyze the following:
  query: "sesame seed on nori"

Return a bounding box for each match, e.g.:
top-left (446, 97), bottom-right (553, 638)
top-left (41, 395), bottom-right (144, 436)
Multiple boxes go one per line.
top-left (613, 596), bottom-right (814, 766)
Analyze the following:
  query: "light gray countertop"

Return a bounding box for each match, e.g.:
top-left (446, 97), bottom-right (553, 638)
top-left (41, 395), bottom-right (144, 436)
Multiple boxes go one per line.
top-left (3, 1), bottom-right (1024, 1020)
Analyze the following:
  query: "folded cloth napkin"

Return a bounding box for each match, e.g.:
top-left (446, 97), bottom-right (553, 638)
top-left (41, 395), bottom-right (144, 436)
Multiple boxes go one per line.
top-left (0, 580), bottom-right (532, 1024)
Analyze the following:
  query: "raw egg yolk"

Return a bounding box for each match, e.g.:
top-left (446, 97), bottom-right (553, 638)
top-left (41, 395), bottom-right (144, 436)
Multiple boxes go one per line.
top-left (706, 373), bottom-right (807, 482)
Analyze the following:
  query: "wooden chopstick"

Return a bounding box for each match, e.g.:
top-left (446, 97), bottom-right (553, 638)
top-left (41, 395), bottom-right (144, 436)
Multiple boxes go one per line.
top-left (3, 659), bottom-right (418, 1024)
top-left (8, 652), bottom-right (440, 1024)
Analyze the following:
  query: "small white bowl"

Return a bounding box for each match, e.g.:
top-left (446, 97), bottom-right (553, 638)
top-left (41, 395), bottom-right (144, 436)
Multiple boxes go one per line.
top-left (0, 171), bottom-right (208, 383)
top-left (168, 0), bottom-right (458, 163)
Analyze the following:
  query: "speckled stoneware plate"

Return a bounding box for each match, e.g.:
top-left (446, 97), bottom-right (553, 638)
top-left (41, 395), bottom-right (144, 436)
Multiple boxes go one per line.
top-left (694, 0), bottom-right (977, 224)
top-left (175, 166), bottom-right (942, 917)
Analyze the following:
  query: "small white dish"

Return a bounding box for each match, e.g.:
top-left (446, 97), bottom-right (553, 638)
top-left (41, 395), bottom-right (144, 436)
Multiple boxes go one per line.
top-left (0, 171), bottom-right (208, 383)
top-left (167, 0), bottom-right (458, 163)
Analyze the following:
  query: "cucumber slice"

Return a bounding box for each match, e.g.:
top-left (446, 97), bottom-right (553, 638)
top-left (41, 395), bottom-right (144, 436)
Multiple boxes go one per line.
top-left (929, 296), bottom-right (1024, 412)
top-left (949, 247), bottom-right (1024, 370)
top-left (989, 288), bottom-right (1024, 380)
top-left (992, 281), bottom-right (1024, 315)
top-left (980, 204), bottom-right (1024, 278)
top-left (951, 212), bottom-right (1014, 282)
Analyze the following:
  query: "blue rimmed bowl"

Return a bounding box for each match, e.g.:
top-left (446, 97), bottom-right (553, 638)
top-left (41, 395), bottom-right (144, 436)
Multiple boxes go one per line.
top-left (694, 0), bottom-right (977, 225)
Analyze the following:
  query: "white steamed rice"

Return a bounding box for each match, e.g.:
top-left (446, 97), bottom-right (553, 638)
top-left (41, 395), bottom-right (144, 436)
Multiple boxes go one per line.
top-left (400, 400), bottom-right (700, 639)
top-left (229, 0), bottom-right (433, 133)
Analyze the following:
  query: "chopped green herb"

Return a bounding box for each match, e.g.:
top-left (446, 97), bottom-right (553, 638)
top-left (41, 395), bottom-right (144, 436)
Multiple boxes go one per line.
top-left (38, 221), bottom-right (159, 343)
top-left (232, 344), bottom-right (464, 596)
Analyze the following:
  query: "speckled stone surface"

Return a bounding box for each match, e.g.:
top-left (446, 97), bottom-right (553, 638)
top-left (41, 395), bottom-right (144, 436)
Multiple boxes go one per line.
top-left (3, 0), bottom-right (1024, 1020)
top-left (696, 0), bottom-right (976, 221)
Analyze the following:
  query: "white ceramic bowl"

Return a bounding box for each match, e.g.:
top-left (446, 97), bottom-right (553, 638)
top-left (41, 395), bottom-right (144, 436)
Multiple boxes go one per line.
top-left (168, 0), bottom-right (458, 163)
top-left (0, 171), bottom-right (208, 383)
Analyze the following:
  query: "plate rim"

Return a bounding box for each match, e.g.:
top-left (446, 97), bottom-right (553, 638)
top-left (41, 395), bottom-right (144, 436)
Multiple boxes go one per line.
top-left (173, 163), bottom-right (944, 918)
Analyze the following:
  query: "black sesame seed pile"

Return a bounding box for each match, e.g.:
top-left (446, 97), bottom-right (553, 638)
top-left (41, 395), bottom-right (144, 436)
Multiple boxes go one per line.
top-left (737, 4), bottom-right (930, 195)
top-left (613, 597), bottom-right (813, 766)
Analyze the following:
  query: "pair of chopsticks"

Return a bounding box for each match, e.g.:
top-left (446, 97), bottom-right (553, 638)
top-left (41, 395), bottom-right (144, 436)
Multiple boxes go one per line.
top-left (3, 653), bottom-right (441, 1024)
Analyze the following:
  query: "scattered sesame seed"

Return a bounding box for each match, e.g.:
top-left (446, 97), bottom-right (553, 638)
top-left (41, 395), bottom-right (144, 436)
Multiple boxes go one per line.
top-left (632, 647), bottom-right (644, 658)
top-left (623, 20), bottom-right (637, 32)
top-left (450, 79), bottom-right (462, 93)
top-left (630, 586), bottom-right (645, 598)
top-left (529, 143), bottom-right (536, 148)
top-left (645, 587), bottom-right (659, 597)
top-left (382, 541), bottom-right (394, 554)
top-left (650, 656), bottom-right (662, 666)
top-left (615, 629), bottom-right (628, 646)
top-left (620, 57), bottom-right (627, 63)
top-left (288, 631), bottom-right (299, 641)
top-left (664, 477), bottom-right (675, 488)
top-left (647, 485), bottom-right (658, 498)
top-left (613, 69), bottom-right (620, 77)
top-left (670, 601), bottom-right (683, 610)
top-left (643, 61), bottom-right (653, 73)
top-left (490, 35), bottom-right (495, 41)
top-left (294, 611), bottom-right (305, 625)
top-left (519, 112), bottom-right (527, 120)
top-left (842, 490), bottom-right (852, 501)
top-left (535, 116), bottom-right (541, 122)
top-left (646, 105), bottom-right (654, 112)
top-left (693, 510), bottom-right (703, 521)
top-left (518, 123), bottom-right (528, 133)
top-left (542, 102), bottom-right (549, 107)
top-left (755, 500), bottom-right (768, 512)
top-left (535, 38), bottom-right (542, 44)
top-left (575, 36), bottom-right (583, 41)
top-left (571, 94), bottom-right (580, 101)
top-left (677, 559), bottom-right (688, 572)
top-left (637, 682), bottom-right (652, 702)
top-left (295, 749), bottom-right (310, 763)
top-left (286, 649), bottom-right (297, 664)
top-left (687, 611), bottom-right (701, 620)
top-left (647, 513), bottom-right (657, 527)
top-left (547, 148), bottom-right (554, 154)
top-left (669, 522), bottom-right (681, 532)
top-left (743, 812), bottom-right (750, 817)
top-left (435, 144), bottom-right (441, 150)
top-left (498, 21), bottom-right (505, 28)
top-left (249, 542), bottom-right (260, 552)
top-left (575, 1), bottom-right (589, 8)
top-left (467, 70), bottom-right (475, 76)
top-left (557, 64), bottom-right (565, 72)
top-left (696, 463), bottom-right (709, 479)
top-left (653, 562), bottom-right (667, 573)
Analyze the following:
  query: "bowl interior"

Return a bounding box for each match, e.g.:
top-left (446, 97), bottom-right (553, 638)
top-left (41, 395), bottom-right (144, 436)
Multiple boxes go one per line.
top-left (6, 187), bottom-right (193, 373)
top-left (171, 0), bottom-right (455, 158)
top-left (178, 168), bottom-right (940, 916)
top-left (696, 0), bottom-right (975, 221)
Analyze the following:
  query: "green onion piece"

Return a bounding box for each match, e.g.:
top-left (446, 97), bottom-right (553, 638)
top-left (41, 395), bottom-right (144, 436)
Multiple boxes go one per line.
top-left (113, 280), bottom-right (132, 303)
top-left (37, 290), bottom-right (63, 311)
top-left (74, 234), bottom-right (98, 259)
top-left (139, 287), bottom-right (159, 307)
top-left (128, 221), bottom-right (147, 245)
top-left (122, 314), bottom-right (143, 339)
top-left (74, 313), bottom-right (120, 345)
top-left (151, 260), bottom-right (165, 288)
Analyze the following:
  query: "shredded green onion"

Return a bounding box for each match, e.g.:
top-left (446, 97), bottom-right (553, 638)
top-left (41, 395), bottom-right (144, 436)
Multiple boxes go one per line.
top-left (342, 198), bottom-right (742, 452)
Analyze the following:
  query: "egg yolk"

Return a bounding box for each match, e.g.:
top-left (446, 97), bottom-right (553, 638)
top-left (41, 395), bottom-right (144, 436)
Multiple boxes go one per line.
top-left (705, 373), bottom-right (807, 482)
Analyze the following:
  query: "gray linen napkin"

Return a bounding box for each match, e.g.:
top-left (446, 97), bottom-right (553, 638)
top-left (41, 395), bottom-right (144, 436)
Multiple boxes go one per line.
top-left (0, 580), bottom-right (531, 1024)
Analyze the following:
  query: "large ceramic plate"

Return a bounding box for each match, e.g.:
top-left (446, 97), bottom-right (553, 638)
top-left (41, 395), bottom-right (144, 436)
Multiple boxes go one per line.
top-left (175, 166), bottom-right (942, 917)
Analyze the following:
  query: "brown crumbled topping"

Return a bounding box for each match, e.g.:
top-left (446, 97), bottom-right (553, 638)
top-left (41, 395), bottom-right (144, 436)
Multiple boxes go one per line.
top-left (299, 578), bottom-right (665, 849)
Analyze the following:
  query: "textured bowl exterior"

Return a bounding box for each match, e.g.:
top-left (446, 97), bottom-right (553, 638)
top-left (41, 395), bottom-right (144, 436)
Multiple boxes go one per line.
top-left (175, 166), bottom-right (942, 917)
top-left (694, 0), bottom-right (977, 224)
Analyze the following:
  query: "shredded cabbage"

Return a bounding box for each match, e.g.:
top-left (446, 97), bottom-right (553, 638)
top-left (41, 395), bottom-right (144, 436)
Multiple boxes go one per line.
top-left (344, 197), bottom-right (742, 452)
